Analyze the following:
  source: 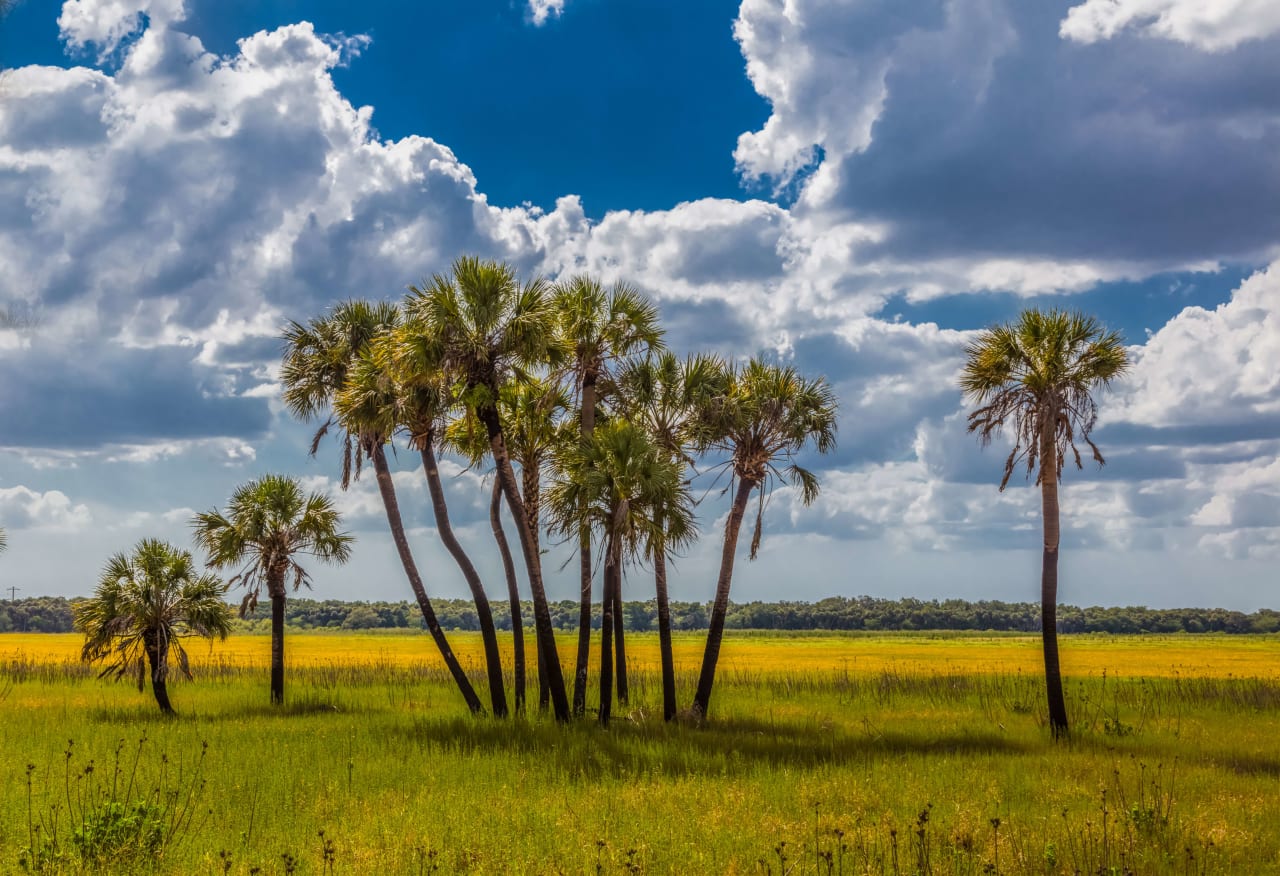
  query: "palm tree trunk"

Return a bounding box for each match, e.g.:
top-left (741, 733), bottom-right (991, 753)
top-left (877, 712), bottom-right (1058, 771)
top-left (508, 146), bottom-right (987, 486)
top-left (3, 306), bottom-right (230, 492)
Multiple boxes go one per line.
top-left (613, 578), bottom-right (628, 705)
top-left (371, 443), bottom-right (482, 714)
top-left (598, 529), bottom-right (618, 726)
top-left (1040, 411), bottom-right (1069, 739)
top-left (491, 477), bottom-right (525, 712)
top-left (269, 577), bottom-right (286, 706)
top-left (477, 403), bottom-right (571, 722)
top-left (573, 371), bottom-right (598, 716)
top-left (653, 502), bottom-right (677, 721)
top-left (523, 465), bottom-right (551, 713)
top-left (692, 476), bottom-right (756, 720)
top-left (420, 441), bottom-right (507, 717)
top-left (145, 634), bottom-right (175, 715)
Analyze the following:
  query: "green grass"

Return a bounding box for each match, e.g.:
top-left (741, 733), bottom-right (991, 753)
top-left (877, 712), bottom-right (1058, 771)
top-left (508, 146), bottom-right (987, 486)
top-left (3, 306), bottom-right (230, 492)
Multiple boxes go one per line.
top-left (1, 632), bottom-right (1279, 874)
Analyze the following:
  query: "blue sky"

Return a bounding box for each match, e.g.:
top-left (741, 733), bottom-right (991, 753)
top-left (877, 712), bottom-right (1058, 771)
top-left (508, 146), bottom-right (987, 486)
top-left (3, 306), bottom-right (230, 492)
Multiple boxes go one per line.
top-left (1, 0), bottom-right (1279, 610)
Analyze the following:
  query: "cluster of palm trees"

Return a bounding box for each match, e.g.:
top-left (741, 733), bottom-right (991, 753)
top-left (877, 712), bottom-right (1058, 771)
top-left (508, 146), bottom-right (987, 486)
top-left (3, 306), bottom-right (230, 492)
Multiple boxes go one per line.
top-left (278, 257), bottom-right (838, 725)
top-left (68, 254), bottom-right (1126, 740)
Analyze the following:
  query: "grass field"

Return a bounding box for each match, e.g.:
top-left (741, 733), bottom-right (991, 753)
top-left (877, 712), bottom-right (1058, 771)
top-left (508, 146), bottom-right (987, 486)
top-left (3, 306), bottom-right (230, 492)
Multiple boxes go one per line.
top-left (2, 630), bottom-right (1279, 874)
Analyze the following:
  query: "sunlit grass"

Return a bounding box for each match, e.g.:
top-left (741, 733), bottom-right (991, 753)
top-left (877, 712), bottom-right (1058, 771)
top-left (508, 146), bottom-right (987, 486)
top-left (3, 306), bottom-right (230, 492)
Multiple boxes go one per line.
top-left (1, 630), bottom-right (1278, 873)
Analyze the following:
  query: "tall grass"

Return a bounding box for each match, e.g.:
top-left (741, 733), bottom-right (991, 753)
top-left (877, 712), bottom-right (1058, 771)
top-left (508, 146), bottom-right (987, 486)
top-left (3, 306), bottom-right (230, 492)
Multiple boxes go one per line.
top-left (0, 632), bottom-right (1277, 873)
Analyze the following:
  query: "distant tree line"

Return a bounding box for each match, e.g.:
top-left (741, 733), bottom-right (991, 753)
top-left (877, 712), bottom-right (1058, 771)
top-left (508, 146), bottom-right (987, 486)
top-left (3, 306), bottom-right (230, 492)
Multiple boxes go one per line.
top-left (5, 595), bottom-right (1278, 636)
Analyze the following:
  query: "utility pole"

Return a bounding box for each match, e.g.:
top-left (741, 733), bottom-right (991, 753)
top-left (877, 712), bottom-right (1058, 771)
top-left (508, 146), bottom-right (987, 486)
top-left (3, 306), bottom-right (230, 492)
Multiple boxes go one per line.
top-left (6, 586), bottom-right (18, 602)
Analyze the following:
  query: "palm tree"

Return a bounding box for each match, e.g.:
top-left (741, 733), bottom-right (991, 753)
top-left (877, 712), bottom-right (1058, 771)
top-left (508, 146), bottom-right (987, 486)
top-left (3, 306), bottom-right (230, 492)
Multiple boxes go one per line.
top-left (75, 539), bottom-right (232, 714)
top-left (614, 352), bottom-right (724, 720)
top-left (960, 308), bottom-right (1128, 739)
top-left (400, 256), bottom-right (572, 721)
top-left (338, 341), bottom-right (508, 716)
top-left (691, 358), bottom-right (838, 720)
top-left (192, 476), bottom-right (352, 705)
top-left (281, 300), bottom-right (401, 489)
top-left (554, 275), bottom-right (664, 715)
top-left (546, 418), bottom-right (693, 725)
top-left (283, 301), bottom-right (484, 714)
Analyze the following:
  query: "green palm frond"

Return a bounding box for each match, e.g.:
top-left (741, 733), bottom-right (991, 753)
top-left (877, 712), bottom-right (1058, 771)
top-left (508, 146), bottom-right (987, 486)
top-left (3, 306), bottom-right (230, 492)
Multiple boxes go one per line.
top-left (74, 539), bottom-right (232, 684)
top-left (960, 308), bottom-right (1129, 489)
top-left (192, 475), bottom-right (353, 610)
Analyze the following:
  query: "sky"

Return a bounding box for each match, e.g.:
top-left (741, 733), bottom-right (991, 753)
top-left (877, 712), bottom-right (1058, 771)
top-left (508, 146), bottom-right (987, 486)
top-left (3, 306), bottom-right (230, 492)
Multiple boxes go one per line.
top-left (0, 0), bottom-right (1278, 610)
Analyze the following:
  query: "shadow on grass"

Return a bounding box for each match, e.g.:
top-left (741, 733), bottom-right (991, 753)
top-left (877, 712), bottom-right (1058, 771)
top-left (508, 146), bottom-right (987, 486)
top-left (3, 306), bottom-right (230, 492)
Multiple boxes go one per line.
top-left (88, 697), bottom-right (347, 724)
top-left (384, 712), bottom-right (1035, 779)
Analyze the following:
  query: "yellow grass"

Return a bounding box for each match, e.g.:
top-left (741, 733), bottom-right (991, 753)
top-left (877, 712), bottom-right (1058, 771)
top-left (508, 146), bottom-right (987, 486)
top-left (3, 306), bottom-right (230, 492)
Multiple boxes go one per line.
top-left (5, 630), bottom-right (1278, 679)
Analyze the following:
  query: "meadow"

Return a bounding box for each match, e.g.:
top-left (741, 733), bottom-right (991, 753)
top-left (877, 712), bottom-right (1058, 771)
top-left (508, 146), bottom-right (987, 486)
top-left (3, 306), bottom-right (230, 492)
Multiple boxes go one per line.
top-left (2, 630), bottom-right (1279, 874)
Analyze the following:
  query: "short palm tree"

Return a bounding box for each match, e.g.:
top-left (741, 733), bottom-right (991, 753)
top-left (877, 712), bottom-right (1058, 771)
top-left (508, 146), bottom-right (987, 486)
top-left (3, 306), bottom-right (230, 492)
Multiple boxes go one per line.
top-left (75, 539), bottom-right (232, 714)
top-left (192, 475), bottom-right (352, 705)
top-left (691, 358), bottom-right (838, 719)
top-left (960, 308), bottom-right (1128, 739)
top-left (546, 418), bottom-right (694, 725)
top-left (400, 256), bottom-right (573, 721)
top-left (614, 351), bottom-right (724, 720)
top-left (554, 275), bottom-right (664, 715)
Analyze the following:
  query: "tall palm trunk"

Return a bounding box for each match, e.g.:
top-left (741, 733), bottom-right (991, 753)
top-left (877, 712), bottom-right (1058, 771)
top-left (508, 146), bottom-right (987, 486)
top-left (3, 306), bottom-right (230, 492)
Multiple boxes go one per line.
top-left (267, 566), bottom-right (287, 706)
top-left (1040, 403), bottom-right (1069, 739)
top-left (420, 440), bottom-right (507, 717)
top-left (692, 476), bottom-right (756, 719)
top-left (491, 478), bottom-right (525, 711)
top-left (371, 444), bottom-right (482, 714)
top-left (145, 633), bottom-right (174, 715)
top-left (477, 404), bottom-right (571, 722)
top-left (653, 502), bottom-right (677, 721)
top-left (523, 464), bottom-right (551, 712)
top-left (598, 528), bottom-right (620, 726)
top-left (573, 371), bottom-right (598, 715)
top-left (613, 579), bottom-right (628, 705)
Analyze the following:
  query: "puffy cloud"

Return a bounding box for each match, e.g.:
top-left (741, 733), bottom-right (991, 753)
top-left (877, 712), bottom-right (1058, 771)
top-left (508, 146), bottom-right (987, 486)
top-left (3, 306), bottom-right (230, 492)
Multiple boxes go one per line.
top-left (732, 0), bottom-right (1280, 275)
top-left (0, 485), bottom-right (91, 530)
top-left (1111, 263), bottom-right (1280, 435)
top-left (58, 0), bottom-right (188, 56)
top-left (1060, 0), bottom-right (1280, 51)
top-left (527, 0), bottom-right (566, 27)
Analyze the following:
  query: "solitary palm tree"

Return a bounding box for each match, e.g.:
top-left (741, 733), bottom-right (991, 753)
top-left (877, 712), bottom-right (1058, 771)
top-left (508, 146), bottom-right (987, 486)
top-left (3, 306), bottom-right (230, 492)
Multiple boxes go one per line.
top-left (400, 256), bottom-right (573, 721)
top-left (192, 476), bottom-right (352, 705)
top-left (75, 539), bottom-right (232, 714)
top-left (614, 352), bottom-right (723, 720)
top-left (960, 308), bottom-right (1128, 739)
top-left (546, 419), bottom-right (693, 725)
top-left (691, 358), bottom-right (837, 720)
top-left (554, 275), bottom-right (664, 715)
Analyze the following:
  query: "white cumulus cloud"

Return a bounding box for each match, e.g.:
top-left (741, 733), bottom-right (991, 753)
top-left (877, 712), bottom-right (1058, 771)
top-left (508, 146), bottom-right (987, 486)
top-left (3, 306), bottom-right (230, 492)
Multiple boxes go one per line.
top-left (1060, 0), bottom-right (1280, 51)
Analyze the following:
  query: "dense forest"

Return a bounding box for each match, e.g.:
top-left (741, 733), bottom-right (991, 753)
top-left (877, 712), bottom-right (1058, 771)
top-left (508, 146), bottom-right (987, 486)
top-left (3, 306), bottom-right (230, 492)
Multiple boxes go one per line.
top-left (4, 595), bottom-right (1277, 635)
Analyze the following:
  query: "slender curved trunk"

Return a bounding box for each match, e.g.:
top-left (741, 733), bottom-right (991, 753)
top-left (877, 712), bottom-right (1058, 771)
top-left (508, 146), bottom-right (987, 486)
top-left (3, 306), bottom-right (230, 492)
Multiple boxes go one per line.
top-left (523, 464), bottom-right (550, 712)
top-left (573, 371), bottom-right (598, 716)
top-left (691, 476), bottom-right (756, 720)
top-left (598, 528), bottom-right (619, 726)
top-left (1040, 405), bottom-right (1069, 739)
top-left (145, 633), bottom-right (174, 715)
top-left (653, 503), bottom-right (677, 721)
top-left (268, 567), bottom-right (287, 706)
top-left (420, 441), bottom-right (507, 717)
top-left (613, 576), bottom-right (628, 705)
top-left (477, 403), bottom-right (570, 722)
top-left (491, 477), bottom-right (525, 712)
top-left (372, 443), bottom-right (482, 714)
